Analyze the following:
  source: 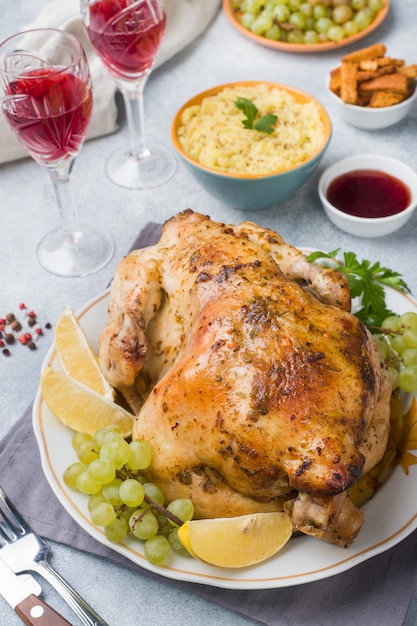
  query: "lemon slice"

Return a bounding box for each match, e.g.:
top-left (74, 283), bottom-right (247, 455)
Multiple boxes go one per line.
top-left (177, 512), bottom-right (292, 568)
top-left (41, 367), bottom-right (133, 437)
top-left (54, 306), bottom-right (114, 399)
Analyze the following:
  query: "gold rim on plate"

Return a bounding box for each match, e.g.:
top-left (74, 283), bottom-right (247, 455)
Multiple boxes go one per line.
top-left (223, 0), bottom-right (390, 54)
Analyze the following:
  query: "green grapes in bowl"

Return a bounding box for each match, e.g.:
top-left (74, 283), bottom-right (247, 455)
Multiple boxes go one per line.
top-left (224, 0), bottom-right (389, 52)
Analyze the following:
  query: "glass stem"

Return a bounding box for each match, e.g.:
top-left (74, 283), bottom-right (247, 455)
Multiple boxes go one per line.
top-left (118, 77), bottom-right (150, 160)
top-left (47, 159), bottom-right (82, 244)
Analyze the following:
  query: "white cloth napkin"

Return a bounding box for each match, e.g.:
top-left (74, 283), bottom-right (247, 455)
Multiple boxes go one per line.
top-left (0, 0), bottom-right (221, 164)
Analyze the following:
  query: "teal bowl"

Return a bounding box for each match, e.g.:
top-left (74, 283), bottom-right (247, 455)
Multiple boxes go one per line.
top-left (171, 81), bottom-right (332, 211)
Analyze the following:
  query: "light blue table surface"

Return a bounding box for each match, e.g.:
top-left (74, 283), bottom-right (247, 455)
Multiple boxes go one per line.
top-left (1, 1), bottom-right (417, 624)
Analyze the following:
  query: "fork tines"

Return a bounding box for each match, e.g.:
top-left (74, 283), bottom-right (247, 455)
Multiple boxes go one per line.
top-left (0, 485), bottom-right (28, 544)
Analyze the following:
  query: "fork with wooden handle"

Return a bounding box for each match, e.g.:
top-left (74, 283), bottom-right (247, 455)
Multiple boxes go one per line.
top-left (0, 485), bottom-right (108, 626)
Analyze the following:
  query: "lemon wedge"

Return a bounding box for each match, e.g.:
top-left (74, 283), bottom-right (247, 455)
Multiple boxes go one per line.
top-left (177, 512), bottom-right (292, 568)
top-left (41, 367), bottom-right (133, 437)
top-left (54, 306), bottom-right (114, 399)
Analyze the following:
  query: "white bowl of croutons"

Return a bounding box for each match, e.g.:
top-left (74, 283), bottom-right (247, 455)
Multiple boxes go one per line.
top-left (328, 43), bottom-right (417, 130)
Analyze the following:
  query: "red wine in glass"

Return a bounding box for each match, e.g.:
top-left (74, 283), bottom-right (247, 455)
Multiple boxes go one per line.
top-left (3, 69), bottom-right (93, 163)
top-left (0, 28), bottom-right (114, 277)
top-left (81, 0), bottom-right (176, 189)
top-left (86, 0), bottom-right (166, 79)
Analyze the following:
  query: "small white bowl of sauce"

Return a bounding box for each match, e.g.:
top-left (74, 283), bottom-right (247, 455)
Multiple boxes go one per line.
top-left (318, 155), bottom-right (417, 237)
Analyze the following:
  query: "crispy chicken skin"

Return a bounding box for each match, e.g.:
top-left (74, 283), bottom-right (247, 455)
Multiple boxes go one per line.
top-left (98, 210), bottom-right (391, 547)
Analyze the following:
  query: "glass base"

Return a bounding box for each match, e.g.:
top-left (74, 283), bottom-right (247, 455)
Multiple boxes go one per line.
top-left (37, 227), bottom-right (115, 277)
top-left (105, 144), bottom-right (177, 189)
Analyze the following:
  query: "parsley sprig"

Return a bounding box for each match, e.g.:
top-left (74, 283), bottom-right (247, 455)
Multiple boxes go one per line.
top-left (307, 249), bottom-right (411, 330)
top-left (235, 97), bottom-right (277, 134)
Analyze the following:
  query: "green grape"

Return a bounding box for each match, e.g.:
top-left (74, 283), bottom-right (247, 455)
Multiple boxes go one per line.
top-left (343, 19), bottom-right (359, 36)
top-left (287, 29), bottom-right (304, 43)
top-left (76, 471), bottom-right (102, 495)
top-left (129, 510), bottom-right (159, 540)
top-left (289, 11), bottom-right (307, 29)
top-left (168, 527), bottom-right (189, 556)
top-left (244, 0), bottom-right (264, 14)
top-left (93, 425), bottom-right (122, 449)
top-left (77, 441), bottom-right (99, 465)
top-left (100, 438), bottom-right (132, 469)
top-left (250, 14), bottom-right (273, 34)
top-left (351, 0), bottom-right (366, 9)
top-left (404, 328), bottom-right (417, 349)
top-left (127, 439), bottom-right (153, 470)
top-left (288, 0), bottom-right (301, 9)
top-left (167, 499), bottom-right (195, 526)
top-left (265, 24), bottom-right (282, 40)
top-left (142, 482), bottom-right (165, 506)
top-left (144, 536), bottom-right (170, 565)
top-left (272, 5), bottom-right (290, 21)
top-left (315, 17), bottom-right (333, 33)
top-left (241, 12), bottom-right (255, 29)
top-left (382, 315), bottom-right (400, 332)
top-left (88, 492), bottom-right (107, 513)
top-left (102, 478), bottom-right (124, 506)
top-left (354, 8), bottom-right (373, 30)
top-left (119, 479), bottom-right (145, 508)
top-left (390, 334), bottom-right (407, 356)
top-left (400, 312), bottom-right (417, 331)
top-left (368, 0), bottom-right (384, 10)
top-left (63, 462), bottom-right (86, 490)
top-left (71, 431), bottom-right (93, 453)
top-left (313, 5), bottom-right (329, 19)
top-left (399, 366), bottom-right (417, 394)
top-left (403, 348), bottom-right (417, 368)
top-left (327, 24), bottom-right (345, 41)
top-left (303, 29), bottom-right (320, 44)
top-left (332, 5), bottom-right (352, 23)
top-left (90, 502), bottom-right (116, 527)
top-left (105, 517), bottom-right (128, 543)
top-left (87, 458), bottom-right (116, 484)
top-left (299, 2), bottom-right (313, 17)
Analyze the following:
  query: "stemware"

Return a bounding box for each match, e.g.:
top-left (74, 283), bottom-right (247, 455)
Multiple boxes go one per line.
top-left (81, 0), bottom-right (176, 189)
top-left (0, 28), bottom-right (114, 277)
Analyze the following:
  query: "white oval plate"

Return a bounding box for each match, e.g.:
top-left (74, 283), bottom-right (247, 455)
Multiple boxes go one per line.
top-left (33, 279), bottom-right (417, 590)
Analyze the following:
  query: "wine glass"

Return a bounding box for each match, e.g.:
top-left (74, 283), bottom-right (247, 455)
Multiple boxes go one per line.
top-left (81, 0), bottom-right (176, 189)
top-left (0, 28), bottom-right (114, 277)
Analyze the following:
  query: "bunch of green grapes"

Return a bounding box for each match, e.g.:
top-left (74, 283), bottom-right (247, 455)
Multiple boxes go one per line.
top-left (373, 311), bottom-right (417, 394)
top-left (231, 0), bottom-right (385, 45)
top-left (63, 426), bottom-right (194, 565)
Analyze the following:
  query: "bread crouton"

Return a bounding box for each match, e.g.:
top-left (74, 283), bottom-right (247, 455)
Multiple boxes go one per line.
top-left (340, 62), bottom-right (358, 104)
top-left (398, 65), bottom-right (417, 78)
top-left (369, 91), bottom-right (408, 108)
top-left (359, 73), bottom-right (409, 95)
top-left (341, 43), bottom-right (386, 64)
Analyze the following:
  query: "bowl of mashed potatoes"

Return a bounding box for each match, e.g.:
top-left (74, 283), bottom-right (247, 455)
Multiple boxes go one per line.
top-left (171, 81), bottom-right (332, 211)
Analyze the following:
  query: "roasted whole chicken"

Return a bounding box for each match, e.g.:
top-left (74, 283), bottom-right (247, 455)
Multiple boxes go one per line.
top-left (98, 211), bottom-right (391, 547)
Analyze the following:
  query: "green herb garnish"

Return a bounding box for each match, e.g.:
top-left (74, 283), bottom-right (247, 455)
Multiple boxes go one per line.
top-left (307, 248), bottom-right (411, 329)
top-left (235, 97), bottom-right (277, 134)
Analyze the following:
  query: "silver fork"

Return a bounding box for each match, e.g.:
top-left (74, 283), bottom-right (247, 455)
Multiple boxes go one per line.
top-left (0, 485), bottom-right (108, 626)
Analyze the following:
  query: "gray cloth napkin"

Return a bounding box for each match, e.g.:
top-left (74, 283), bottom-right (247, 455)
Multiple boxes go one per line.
top-left (1, 222), bottom-right (417, 626)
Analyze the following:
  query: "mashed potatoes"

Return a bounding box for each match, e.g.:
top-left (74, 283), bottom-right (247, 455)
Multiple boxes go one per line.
top-left (177, 84), bottom-right (326, 176)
